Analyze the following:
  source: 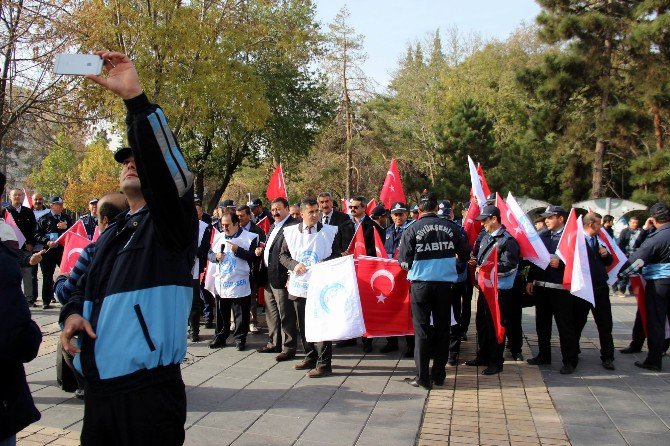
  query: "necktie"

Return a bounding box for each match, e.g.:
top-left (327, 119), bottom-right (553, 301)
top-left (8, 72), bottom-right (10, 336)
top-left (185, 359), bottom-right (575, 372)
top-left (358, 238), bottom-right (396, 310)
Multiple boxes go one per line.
top-left (323, 216), bottom-right (329, 225)
top-left (591, 237), bottom-right (598, 250)
top-left (307, 226), bottom-right (312, 234)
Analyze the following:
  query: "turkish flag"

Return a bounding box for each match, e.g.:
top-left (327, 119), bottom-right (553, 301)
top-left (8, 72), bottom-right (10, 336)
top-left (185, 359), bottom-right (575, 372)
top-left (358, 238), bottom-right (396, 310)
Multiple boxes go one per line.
top-left (498, 193), bottom-right (550, 269)
top-left (356, 256), bottom-right (413, 337)
top-left (341, 198), bottom-right (349, 214)
top-left (256, 216), bottom-right (271, 234)
top-left (366, 198), bottom-right (377, 215)
top-left (266, 163), bottom-right (288, 201)
top-left (629, 275), bottom-right (648, 337)
top-left (57, 219), bottom-right (87, 245)
top-left (379, 159), bottom-right (406, 208)
top-left (372, 227), bottom-right (385, 257)
top-left (348, 224), bottom-right (367, 257)
top-left (462, 198), bottom-right (481, 248)
top-left (92, 226), bottom-right (101, 242)
top-left (22, 189), bottom-right (33, 209)
top-left (468, 156), bottom-right (488, 209)
top-left (3, 210), bottom-right (26, 248)
top-left (478, 245), bottom-right (504, 343)
top-left (597, 228), bottom-right (627, 284)
top-left (59, 232), bottom-right (90, 274)
top-left (477, 163), bottom-right (491, 198)
top-left (556, 210), bottom-right (594, 305)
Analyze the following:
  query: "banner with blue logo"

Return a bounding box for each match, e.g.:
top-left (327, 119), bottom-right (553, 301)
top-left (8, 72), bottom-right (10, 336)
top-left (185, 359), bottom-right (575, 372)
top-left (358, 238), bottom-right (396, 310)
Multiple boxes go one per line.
top-left (305, 255), bottom-right (366, 342)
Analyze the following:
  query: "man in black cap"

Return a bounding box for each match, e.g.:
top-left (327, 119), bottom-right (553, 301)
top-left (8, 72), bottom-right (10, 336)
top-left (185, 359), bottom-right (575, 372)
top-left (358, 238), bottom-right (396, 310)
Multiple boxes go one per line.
top-left (464, 205), bottom-right (520, 375)
top-left (34, 196), bottom-right (73, 309)
top-left (409, 204), bottom-right (419, 221)
top-left (526, 205), bottom-right (580, 374)
top-left (194, 194), bottom-right (212, 224)
top-left (623, 202), bottom-right (670, 371)
top-left (80, 198), bottom-right (99, 240)
top-left (371, 205), bottom-right (389, 229)
top-left (397, 191), bottom-right (470, 389)
top-left (58, 51), bottom-right (196, 444)
top-left (249, 197), bottom-right (272, 224)
top-left (380, 201), bottom-right (414, 356)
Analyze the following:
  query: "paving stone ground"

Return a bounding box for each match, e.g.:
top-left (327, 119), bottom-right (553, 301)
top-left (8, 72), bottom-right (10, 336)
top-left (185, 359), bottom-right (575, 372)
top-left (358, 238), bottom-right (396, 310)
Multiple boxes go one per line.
top-left (17, 292), bottom-right (670, 445)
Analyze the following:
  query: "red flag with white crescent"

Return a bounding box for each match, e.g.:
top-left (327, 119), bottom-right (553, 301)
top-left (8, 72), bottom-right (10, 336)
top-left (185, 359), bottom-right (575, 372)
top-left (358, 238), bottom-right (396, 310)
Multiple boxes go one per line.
top-left (379, 159), bottom-right (406, 208)
top-left (57, 219), bottom-right (87, 245)
top-left (59, 232), bottom-right (91, 274)
top-left (341, 198), bottom-right (349, 214)
top-left (347, 224), bottom-right (367, 257)
top-left (256, 216), bottom-right (271, 234)
top-left (468, 156), bottom-right (487, 210)
top-left (477, 245), bottom-right (504, 343)
top-left (265, 163), bottom-right (288, 201)
top-left (463, 197), bottom-right (481, 248)
top-left (557, 211), bottom-right (594, 305)
top-left (498, 193), bottom-right (550, 269)
top-left (629, 275), bottom-right (648, 337)
top-left (356, 255), bottom-right (413, 337)
top-left (92, 226), bottom-right (101, 242)
top-left (366, 198), bottom-right (377, 216)
top-left (597, 228), bottom-right (627, 284)
top-left (477, 163), bottom-right (491, 198)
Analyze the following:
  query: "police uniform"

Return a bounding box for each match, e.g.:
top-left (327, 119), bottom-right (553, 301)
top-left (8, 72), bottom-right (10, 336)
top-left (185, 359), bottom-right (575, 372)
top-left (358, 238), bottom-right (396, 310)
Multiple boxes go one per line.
top-left (397, 194), bottom-right (470, 388)
top-left (34, 198), bottom-right (73, 308)
top-left (526, 205), bottom-right (579, 372)
top-left (627, 204), bottom-right (670, 370)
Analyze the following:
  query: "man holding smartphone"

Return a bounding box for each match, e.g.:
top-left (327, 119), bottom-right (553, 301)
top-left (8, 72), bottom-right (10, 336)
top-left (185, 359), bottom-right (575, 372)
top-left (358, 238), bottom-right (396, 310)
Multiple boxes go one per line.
top-left (59, 52), bottom-right (197, 446)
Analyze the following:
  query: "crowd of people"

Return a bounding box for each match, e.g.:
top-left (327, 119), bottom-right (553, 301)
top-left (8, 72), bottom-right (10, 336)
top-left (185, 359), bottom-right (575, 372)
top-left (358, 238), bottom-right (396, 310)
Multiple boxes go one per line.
top-left (2, 52), bottom-right (670, 446)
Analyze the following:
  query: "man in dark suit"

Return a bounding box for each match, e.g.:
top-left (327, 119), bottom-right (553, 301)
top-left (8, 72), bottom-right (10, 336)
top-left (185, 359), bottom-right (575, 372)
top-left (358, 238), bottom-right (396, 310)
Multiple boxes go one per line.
top-left (4, 188), bottom-right (37, 305)
top-left (256, 197), bottom-right (299, 361)
top-left (317, 192), bottom-right (354, 252)
top-left (574, 212), bottom-right (615, 370)
top-left (615, 216), bottom-right (648, 296)
top-left (279, 198), bottom-right (343, 377)
top-left (237, 204), bottom-right (266, 334)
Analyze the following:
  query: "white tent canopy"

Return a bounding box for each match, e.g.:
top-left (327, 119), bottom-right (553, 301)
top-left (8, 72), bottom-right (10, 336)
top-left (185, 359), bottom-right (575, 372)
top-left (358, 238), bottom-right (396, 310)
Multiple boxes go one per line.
top-left (572, 198), bottom-right (647, 222)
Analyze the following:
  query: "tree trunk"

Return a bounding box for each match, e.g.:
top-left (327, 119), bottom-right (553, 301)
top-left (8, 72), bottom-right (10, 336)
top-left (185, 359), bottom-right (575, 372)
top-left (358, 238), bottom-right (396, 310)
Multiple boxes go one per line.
top-left (343, 41), bottom-right (353, 198)
top-left (592, 138), bottom-right (606, 198)
top-left (592, 27), bottom-right (612, 199)
top-left (652, 105), bottom-right (663, 151)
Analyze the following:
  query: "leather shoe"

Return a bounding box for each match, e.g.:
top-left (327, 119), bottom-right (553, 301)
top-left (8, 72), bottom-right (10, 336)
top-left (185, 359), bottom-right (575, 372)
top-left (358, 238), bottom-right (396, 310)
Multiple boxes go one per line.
top-left (307, 367), bottom-right (332, 378)
top-left (559, 364), bottom-right (575, 375)
top-left (432, 377), bottom-right (445, 386)
top-left (461, 334), bottom-right (468, 342)
top-left (464, 358), bottom-right (487, 366)
top-left (620, 346), bottom-right (642, 354)
top-left (209, 338), bottom-right (226, 349)
top-left (511, 353), bottom-right (524, 361)
top-left (363, 344), bottom-right (373, 353)
top-left (403, 348), bottom-right (414, 358)
top-left (294, 359), bottom-right (316, 370)
top-left (634, 361), bottom-right (662, 371)
top-left (236, 343), bottom-right (245, 351)
top-left (380, 343), bottom-right (399, 353)
top-left (602, 359), bottom-right (615, 370)
top-left (404, 377), bottom-right (431, 390)
top-left (275, 352), bottom-right (295, 362)
top-left (204, 321), bottom-right (214, 329)
top-left (481, 366), bottom-right (502, 375)
top-left (257, 345), bottom-right (279, 353)
top-left (527, 356), bottom-right (551, 365)
top-left (191, 333), bottom-right (200, 342)
top-left (335, 339), bottom-right (357, 348)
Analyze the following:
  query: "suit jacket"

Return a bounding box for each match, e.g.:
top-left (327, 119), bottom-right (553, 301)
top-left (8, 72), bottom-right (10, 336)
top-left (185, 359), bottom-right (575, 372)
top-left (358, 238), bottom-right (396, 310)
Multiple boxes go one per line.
top-left (262, 216), bottom-right (299, 288)
top-left (323, 210), bottom-right (354, 252)
top-left (3, 205), bottom-right (36, 247)
top-left (278, 222), bottom-right (344, 273)
top-left (585, 235), bottom-right (613, 287)
top-left (618, 227), bottom-right (647, 255)
top-left (357, 215), bottom-right (384, 257)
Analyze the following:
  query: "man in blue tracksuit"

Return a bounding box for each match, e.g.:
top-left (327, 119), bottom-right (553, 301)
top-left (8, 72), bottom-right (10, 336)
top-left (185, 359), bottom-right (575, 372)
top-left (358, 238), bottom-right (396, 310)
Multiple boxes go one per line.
top-left (397, 191), bottom-right (470, 389)
top-left (624, 203), bottom-right (670, 371)
top-left (59, 52), bottom-right (196, 446)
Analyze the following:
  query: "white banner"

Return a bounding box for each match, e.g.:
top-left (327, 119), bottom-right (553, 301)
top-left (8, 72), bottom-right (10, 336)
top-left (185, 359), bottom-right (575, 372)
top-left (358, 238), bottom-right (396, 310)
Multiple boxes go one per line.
top-left (305, 256), bottom-right (366, 342)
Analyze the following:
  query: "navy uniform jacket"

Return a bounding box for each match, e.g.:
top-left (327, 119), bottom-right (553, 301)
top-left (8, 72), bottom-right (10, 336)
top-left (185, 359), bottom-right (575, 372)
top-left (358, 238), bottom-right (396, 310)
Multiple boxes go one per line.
top-left (397, 213), bottom-right (470, 282)
top-left (60, 94), bottom-right (197, 391)
top-left (629, 224), bottom-right (670, 283)
top-left (527, 228), bottom-right (566, 285)
top-left (80, 214), bottom-right (98, 239)
top-left (384, 220), bottom-right (411, 258)
top-left (476, 226), bottom-right (520, 289)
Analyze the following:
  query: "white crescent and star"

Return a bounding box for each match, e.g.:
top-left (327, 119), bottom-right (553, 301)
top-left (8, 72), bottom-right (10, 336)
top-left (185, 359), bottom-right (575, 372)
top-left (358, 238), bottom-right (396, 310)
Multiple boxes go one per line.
top-left (370, 269), bottom-right (395, 303)
top-left (67, 247), bottom-right (84, 263)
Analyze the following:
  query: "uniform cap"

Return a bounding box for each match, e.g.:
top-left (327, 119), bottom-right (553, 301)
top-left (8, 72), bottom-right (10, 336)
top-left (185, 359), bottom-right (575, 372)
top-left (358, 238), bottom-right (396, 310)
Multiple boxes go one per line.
top-left (221, 199), bottom-right (236, 208)
top-left (50, 196), bottom-right (64, 204)
top-left (88, 198), bottom-right (99, 205)
top-left (437, 200), bottom-right (452, 216)
top-left (390, 201), bottom-right (408, 213)
top-left (248, 198), bottom-right (263, 208)
top-left (410, 204), bottom-right (419, 213)
top-left (475, 205), bottom-right (500, 221)
top-left (113, 147), bottom-right (133, 163)
top-left (371, 205), bottom-right (388, 219)
top-left (540, 205), bottom-right (567, 218)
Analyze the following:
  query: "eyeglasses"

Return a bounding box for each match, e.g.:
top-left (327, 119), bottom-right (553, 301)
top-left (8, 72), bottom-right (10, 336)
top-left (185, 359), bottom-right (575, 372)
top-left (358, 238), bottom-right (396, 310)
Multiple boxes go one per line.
top-left (350, 205), bottom-right (361, 210)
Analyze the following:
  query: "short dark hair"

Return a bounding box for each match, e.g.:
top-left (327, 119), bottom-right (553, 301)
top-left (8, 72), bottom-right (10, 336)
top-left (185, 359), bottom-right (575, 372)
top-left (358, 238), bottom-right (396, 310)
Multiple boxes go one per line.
top-left (628, 215), bottom-right (640, 223)
top-left (98, 199), bottom-right (128, 222)
top-left (0, 171), bottom-right (5, 193)
top-left (419, 191), bottom-right (438, 213)
top-left (221, 211), bottom-right (240, 225)
top-left (236, 205), bottom-right (251, 215)
top-left (351, 195), bottom-right (367, 205)
top-left (534, 216), bottom-right (545, 224)
top-left (300, 197), bottom-right (318, 210)
top-left (583, 212), bottom-right (602, 226)
top-left (271, 197), bottom-right (289, 208)
top-left (603, 215), bottom-right (614, 224)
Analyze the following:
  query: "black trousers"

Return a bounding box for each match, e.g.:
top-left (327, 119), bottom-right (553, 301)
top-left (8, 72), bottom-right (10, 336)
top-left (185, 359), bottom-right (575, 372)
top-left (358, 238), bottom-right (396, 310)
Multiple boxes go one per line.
top-left (31, 263), bottom-right (39, 302)
top-left (293, 296), bottom-right (332, 368)
top-left (39, 249), bottom-right (61, 307)
top-left (534, 287), bottom-right (579, 366)
top-left (81, 379), bottom-right (186, 446)
top-left (383, 335), bottom-right (415, 350)
top-left (574, 285), bottom-right (614, 361)
top-left (189, 280), bottom-right (203, 335)
top-left (201, 286), bottom-right (215, 323)
top-left (475, 289), bottom-right (511, 368)
top-left (448, 281), bottom-right (467, 359)
top-left (644, 280), bottom-right (670, 368)
top-left (214, 295), bottom-right (250, 345)
top-left (410, 281), bottom-right (452, 386)
top-left (505, 278), bottom-right (525, 356)
top-left (461, 278), bottom-right (474, 334)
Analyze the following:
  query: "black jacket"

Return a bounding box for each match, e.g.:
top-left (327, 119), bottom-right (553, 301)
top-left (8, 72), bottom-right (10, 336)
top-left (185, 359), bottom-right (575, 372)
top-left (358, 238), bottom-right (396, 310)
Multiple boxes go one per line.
top-left (356, 215), bottom-right (384, 257)
top-left (35, 211), bottom-right (73, 248)
top-left (585, 236), bottom-right (613, 288)
top-left (323, 210), bottom-right (354, 253)
top-left (3, 206), bottom-right (36, 247)
top-left (262, 216), bottom-right (299, 288)
top-left (80, 214), bottom-right (98, 240)
top-left (618, 227), bottom-right (648, 255)
top-left (476, 226), bottom-right (520, 275)
top-left (527, 228), bottom-right (565, 285)
top-left (0, 243), bottom-right (42, 438)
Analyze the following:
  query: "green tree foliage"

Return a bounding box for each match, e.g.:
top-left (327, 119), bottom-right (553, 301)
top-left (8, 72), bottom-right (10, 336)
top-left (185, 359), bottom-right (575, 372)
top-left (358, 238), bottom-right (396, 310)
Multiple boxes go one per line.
top-left (29, 132), bottom-right (79, 199)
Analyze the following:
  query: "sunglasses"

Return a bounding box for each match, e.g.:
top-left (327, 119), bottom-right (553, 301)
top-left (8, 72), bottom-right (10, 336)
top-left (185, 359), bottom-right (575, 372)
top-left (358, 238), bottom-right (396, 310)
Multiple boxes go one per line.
top-left (350, 205), bottom-right (361, 210)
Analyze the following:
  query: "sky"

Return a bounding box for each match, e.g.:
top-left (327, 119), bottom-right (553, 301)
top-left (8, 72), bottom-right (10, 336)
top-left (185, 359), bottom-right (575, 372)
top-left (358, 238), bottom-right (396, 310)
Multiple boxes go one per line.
top-left (314, 0), bottom-right (542, 90)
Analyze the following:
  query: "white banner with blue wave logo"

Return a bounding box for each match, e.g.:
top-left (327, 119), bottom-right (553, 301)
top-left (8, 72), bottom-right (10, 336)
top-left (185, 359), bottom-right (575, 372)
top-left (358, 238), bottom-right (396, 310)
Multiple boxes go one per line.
top-left (305, 255), bottom-right (366, 342)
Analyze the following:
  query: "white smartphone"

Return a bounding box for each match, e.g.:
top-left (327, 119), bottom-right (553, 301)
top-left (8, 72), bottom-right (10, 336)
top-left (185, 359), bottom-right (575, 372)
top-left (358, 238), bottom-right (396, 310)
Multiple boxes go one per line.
top-left (53, 54), bottom-right (103, 75)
